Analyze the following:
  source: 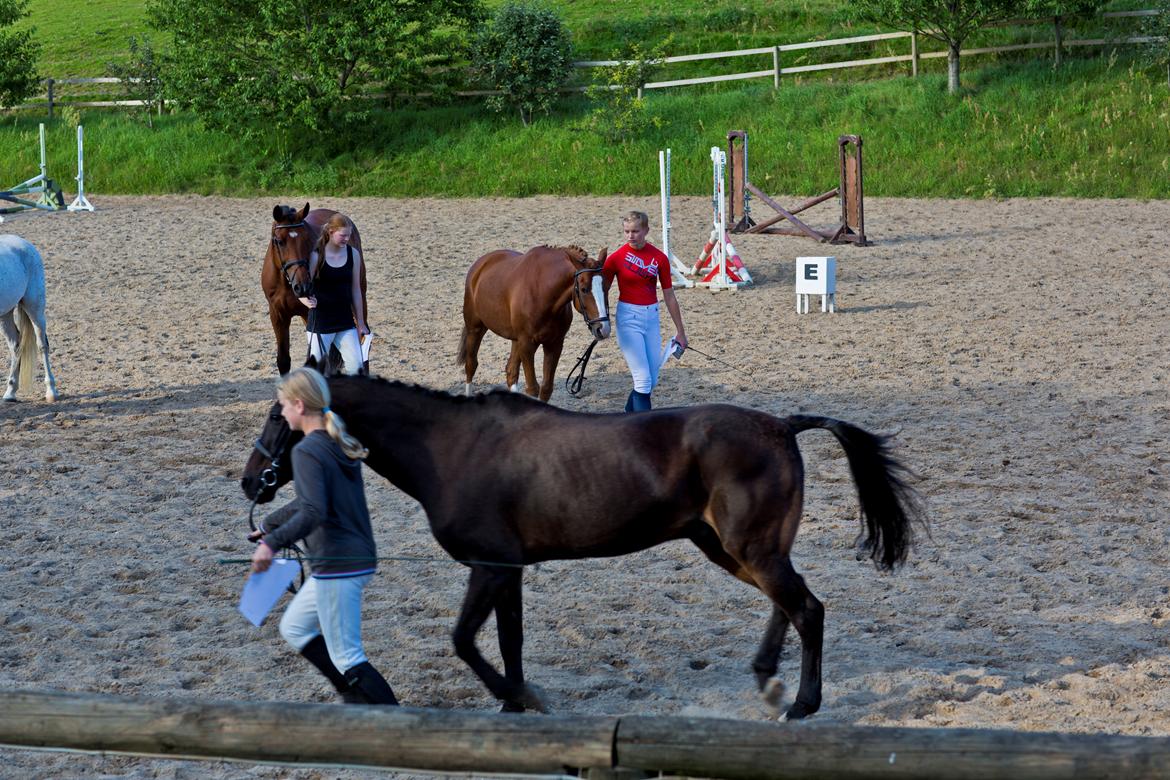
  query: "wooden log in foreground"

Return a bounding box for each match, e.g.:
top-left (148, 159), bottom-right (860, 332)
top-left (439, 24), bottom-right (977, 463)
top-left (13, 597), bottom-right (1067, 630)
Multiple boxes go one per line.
top-left (616, 716), bottom-right (1170, 780)
top-left (0, 689), bottom-right (616, 774)
top-left (6, 690), bottom-right (1170, 779)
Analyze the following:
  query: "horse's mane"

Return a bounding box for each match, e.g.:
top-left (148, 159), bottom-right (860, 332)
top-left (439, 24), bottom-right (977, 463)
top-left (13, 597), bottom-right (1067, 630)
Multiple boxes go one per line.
top-left (333, 374), bottom-right (556, 413)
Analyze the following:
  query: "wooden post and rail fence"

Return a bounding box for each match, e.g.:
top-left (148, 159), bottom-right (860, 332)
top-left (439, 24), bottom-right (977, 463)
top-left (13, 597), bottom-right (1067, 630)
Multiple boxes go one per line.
top-left (10, 10), bottom-right (1163, 114)
top-left (3, 689), bottom-right (1170, 778)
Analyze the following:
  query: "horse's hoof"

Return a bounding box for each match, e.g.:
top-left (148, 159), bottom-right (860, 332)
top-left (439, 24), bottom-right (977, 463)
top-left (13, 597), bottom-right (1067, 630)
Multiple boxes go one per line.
top-left (784, 700), bottom-right (818, 720)
top-left (2, 396), bottom-right (18, 403)
top-left (499, 700), bottom-right (526, 714)
top-left (516, 683), bottom-right (549, 714)
top-left (762, 677), bottom-right (784, 709)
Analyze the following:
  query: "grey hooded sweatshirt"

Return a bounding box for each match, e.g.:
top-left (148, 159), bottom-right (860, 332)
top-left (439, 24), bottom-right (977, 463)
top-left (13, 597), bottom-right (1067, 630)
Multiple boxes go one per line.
top-left (261, 430), bottom-right (376, 577)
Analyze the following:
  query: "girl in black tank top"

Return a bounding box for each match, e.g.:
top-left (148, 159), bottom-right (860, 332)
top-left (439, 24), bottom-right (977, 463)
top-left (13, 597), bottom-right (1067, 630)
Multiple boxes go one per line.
top-left (298, 214), bottom-right (369, 375)
top-left (312, 247), bottom-right (355, 334)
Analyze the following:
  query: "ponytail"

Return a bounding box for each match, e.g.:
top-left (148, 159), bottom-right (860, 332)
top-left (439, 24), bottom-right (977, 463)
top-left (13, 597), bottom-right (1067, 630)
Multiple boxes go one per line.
top-left (277, 366), bottom-right (367, 461)
top-left (323, 407), bottom-right (368, 460)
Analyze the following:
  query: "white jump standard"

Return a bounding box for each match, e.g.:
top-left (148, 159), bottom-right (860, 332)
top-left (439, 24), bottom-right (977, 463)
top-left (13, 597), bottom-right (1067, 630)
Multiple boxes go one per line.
top-left (0, 124), bottom-right (66, 223)
top-left (68, 125), bottom-right (94, 212)
top-left (692, 146), bottom-right (752, 291)
top-left (658, 148), bottom-right (694, 288)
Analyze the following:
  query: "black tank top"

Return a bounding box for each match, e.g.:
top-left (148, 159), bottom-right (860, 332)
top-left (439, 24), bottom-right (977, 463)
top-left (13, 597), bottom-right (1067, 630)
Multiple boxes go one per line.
top-left (311, 246), bottom-right (355, 334)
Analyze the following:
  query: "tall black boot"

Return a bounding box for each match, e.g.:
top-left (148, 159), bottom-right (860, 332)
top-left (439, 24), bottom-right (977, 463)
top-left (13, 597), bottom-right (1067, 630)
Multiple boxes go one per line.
top-left (344, 661), bottom-right (399, 705)
top-left (300, 635), bottom-right (364, 704)
top-left (630, 391), bottom-right (652, 412)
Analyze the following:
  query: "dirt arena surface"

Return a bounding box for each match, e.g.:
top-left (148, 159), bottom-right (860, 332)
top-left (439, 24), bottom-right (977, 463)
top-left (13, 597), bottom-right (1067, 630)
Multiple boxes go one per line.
top-left (1, 194), bottom-right (1168, 778)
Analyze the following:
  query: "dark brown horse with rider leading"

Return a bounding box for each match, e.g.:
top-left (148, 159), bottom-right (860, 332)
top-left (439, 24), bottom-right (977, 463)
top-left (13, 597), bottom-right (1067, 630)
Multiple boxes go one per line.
top-left (262, 204), bottom-right (368, 375)
top-left (241, 375), bottom-right (924, 718)
top-left (458, 245), bottom-right (610, 402)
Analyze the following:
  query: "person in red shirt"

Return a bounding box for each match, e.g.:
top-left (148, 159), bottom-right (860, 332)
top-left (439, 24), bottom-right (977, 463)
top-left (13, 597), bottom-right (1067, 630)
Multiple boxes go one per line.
top-left (602, 211), bottom-right (688, 412)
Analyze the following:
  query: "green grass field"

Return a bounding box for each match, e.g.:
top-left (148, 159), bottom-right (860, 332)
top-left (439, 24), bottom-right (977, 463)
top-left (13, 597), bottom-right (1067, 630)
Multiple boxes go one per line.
top-left (10, 0), bottom-right (1168, 197)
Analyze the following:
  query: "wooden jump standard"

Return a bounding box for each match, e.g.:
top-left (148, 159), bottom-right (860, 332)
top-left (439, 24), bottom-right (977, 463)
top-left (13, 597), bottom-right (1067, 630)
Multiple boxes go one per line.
top-left (4, 690), bottom-right (1170, 779)
top-left (726, 131), bottom-right (869, 246)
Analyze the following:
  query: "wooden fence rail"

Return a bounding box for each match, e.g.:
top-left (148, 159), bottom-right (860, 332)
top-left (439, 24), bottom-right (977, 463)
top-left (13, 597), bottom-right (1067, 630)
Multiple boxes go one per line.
top-left (7, 9), bottom-right (1166, 112)
top-left (5, 689), bottom-right (1170, 779)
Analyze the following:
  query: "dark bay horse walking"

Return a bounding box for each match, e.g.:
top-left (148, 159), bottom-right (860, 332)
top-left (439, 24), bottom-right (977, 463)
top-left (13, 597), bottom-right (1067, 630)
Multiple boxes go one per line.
top-left (241, 376), bottom-right (923, 718)
top-left (262, 204), bottom-right (367, 375)
top-left (458, 245), bottom-right (610, 402)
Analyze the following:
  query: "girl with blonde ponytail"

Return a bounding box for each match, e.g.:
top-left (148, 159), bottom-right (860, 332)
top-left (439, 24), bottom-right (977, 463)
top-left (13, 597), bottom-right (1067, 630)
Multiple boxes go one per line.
top-left (249, 366), bottom-right (396, 705)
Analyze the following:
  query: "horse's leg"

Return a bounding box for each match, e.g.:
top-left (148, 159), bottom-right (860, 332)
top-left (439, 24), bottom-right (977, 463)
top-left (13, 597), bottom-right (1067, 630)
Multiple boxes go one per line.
top-left (537, 339), bottom-right (564, 403)
top-left (0, 310), bottom-right (19, 402)
top-left (504, 341), bottom-right (524, 392)
top-left (745, 556), bottom-right (824, 720)
top-left (453, 565), bottom-right (547, 712)
top-left (271, 308), bottom-right (291, 375)
top-left (461, 323), bottom-right (487, 396)
top-left (495, 569), bottom-right (529, 713)
top-left (22, 300), bottom-right (57, 402)
top-left (687, 522), bottom-right (787, 706)
top-left (520, 343), bottom-right (540, 398)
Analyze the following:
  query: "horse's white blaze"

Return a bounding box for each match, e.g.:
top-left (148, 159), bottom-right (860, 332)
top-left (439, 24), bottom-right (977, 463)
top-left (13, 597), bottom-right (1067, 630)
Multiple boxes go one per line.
top-left (590, 277), bottom-right (611, 338)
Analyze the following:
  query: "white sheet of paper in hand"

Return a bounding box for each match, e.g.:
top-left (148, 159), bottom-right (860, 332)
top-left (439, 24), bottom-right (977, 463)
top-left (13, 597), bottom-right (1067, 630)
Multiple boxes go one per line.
top-left (239, 559), bottom-right (300, 627)
top-left (659, 337), bottom-right (680, 370)
top-left (361, 332), bottom-right (373, 363)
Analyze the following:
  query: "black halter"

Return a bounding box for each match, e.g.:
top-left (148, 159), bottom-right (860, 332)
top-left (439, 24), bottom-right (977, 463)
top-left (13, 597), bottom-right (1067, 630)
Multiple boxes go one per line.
top-left (271, 221), bottom-right (312, 291)
top-left (572, 265), bottom-right (610, 330)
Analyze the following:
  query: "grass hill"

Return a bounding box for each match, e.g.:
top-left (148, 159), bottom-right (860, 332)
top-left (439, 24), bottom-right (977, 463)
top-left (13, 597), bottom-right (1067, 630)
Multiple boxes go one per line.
top-left (9, 0), bottom-right (1168, 198)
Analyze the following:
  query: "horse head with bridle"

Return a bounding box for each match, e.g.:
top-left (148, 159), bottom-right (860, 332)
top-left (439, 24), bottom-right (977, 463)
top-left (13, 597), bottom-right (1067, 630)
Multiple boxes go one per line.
top-left (261, 204), bottom-right (367, 375)
top-left (457, 244), bottom-right (611, 402)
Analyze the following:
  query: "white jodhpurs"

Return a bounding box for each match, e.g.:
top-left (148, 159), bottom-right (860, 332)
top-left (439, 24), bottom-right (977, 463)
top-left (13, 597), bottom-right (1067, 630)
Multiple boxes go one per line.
top-left (279, 574), bottom-right (372, 674)
top-left (307, 328), bottom-right (363, 375)
top-left (616, 301), bottom-right (662, 394)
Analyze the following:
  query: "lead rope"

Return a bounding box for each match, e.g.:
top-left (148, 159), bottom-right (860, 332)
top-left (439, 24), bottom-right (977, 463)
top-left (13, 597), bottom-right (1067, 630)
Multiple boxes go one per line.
top-left (565, 338), bottom-right (600, 396)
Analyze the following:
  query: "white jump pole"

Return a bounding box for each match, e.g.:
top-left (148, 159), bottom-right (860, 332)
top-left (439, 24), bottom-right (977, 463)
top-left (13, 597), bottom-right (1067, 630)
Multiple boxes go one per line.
top-left (707, 147), bottom-right (733, 290)
top-left (659, 148), bottom-right (693, 288)
top-left (68, 125), bottom-right (94, 212)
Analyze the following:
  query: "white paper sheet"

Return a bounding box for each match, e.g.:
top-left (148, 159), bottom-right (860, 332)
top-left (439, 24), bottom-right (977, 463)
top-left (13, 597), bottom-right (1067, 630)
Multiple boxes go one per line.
top-left (238, 558), bottom-right (300, 627)
top-left (659, 337), bottom-right (682, 369)
top-left (361, 332), bottom-right (373, 363)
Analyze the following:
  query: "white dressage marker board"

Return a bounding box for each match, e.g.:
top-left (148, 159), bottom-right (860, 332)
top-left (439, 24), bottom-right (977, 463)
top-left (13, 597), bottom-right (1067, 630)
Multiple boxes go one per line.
top-left (795, 256), bottom-right (836, 313)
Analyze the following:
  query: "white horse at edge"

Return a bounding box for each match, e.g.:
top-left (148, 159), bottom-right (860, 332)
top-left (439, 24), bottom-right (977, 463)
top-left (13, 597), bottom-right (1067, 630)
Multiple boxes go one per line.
top-left (0, 234), bottom-right (58, 402)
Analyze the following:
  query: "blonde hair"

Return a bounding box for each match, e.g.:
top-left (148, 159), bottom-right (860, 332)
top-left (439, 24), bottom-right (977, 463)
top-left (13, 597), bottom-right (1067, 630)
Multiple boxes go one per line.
top-left (277, 367), bottom-right (368, 460)
top-left (622, 211), bottom-right (649, 230)
top-left (313, 214), bottom-right (354, 280)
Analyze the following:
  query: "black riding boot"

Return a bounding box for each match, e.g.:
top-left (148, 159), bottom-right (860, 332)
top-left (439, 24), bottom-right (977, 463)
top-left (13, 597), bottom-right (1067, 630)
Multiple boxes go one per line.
top-left (300, 635), bottom-right (364, 703)
top-left (344, 661), bottom-right (399, 705)
top-left (630, 391), bottom-right (652, 412)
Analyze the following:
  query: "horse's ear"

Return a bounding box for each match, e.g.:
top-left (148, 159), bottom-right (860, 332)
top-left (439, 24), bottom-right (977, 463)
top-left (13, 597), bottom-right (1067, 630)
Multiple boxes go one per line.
top-left (596, 247), bottom-right (608, 268)
top-left (298, 202), bottom-right (310, 219)
top-left (273, 205), bottom-right (284, 221)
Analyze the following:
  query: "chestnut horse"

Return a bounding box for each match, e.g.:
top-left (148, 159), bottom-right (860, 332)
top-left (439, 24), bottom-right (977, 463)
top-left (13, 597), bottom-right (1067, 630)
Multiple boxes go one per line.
top-left (261, 204), bottom-right (367, 375)
top-left (457, 245), bottom-right (610, 402)
top-left (241, 375), bottom-right (923, 718)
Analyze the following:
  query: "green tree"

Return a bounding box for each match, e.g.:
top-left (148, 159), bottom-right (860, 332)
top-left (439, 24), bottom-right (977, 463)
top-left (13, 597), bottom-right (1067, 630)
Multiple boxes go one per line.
top-left (148, 0), bottom-right (483, 135)
top-left (0, 0), bottom-right (40, 108)
top-left (852, 0), bottom-right (1023, 93)
top-left (584, 39), bottom-right (668, 143)
top-left (475, 2), bottom-right (573, 125)
top-left (106, 37), bottom-right (165, 128)
top-left (1140, 0), bottom-right (1170, 87)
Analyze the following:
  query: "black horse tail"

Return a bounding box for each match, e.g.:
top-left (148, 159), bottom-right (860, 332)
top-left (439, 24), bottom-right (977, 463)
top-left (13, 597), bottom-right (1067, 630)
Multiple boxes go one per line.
top-left (456, 324), bottom-right (468, 368)
top-left (788, 415), bottom-right (924, 571)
